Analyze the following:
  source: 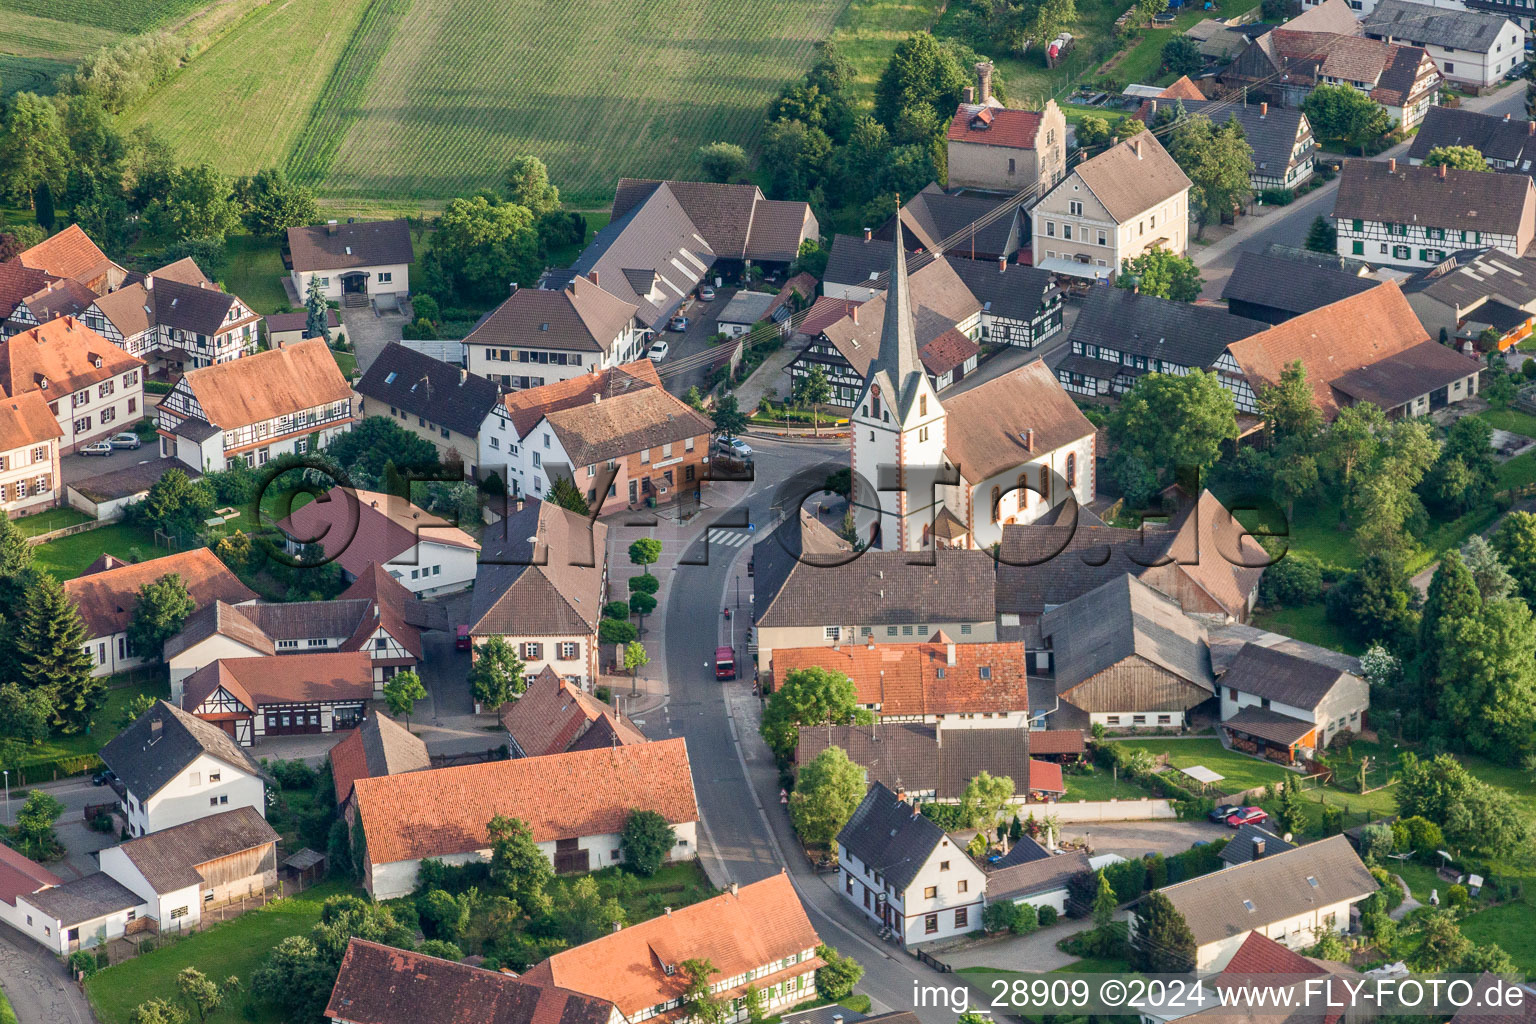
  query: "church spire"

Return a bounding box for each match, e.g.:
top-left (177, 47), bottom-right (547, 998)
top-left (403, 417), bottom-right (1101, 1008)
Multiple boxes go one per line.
top-left (869, 216), bottom-right (925, 409)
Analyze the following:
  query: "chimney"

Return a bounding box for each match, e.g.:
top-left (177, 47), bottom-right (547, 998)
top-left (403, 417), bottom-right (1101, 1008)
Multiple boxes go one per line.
top-left (851, 305), bottom-right (859, 325)
top-left (963, 86), bottom-right (975, 104)
top-left (326, 219), bottom-right (339, 235)
top-left (1022, 427), bottom-right (1035, 451)
top-left (1529, 119), bottom-right (1534, 136)
top-left (1133, 138), bottom-right (1143, 159)
top-left (587, 270), bottom-right (599, 287)
top-left (144, 277), bottom-right (153, 291)
top-left (663, 907), bottom-right (672, 916)
top-left (459, 368), bottom-right (468, 385)
top-left (198, 281), bottom-right (206, 289)
top-left (863, 226), bottom-right (872, 242)
top-left (834, 1016), bottom-right (845, 1024)
top-left (1388, 157), bottom-right (1396, 173)
top-left (998, 255), bottom-right (1008, 273)
top-left (729, 882), bottom-right (739, 896)
top-left (976, 61), bottom-right (994, 104)
top-left (612, 921), bottom-right (623, 933)
top-left (1260, 102), bottom-right (1268, 118)
top-left (149, 717), bottom-right (163, 745)
top-left (1149, 99), bottom-right (1158, 117)
top-left (593, 392), bottom-right (601, 404)
top-left (1253, 837), bottom-right (1266, 858)
top-left (946, 641), bottom-right (957, 666)
top-left (509, 282), bottom-right (519, 295)
top-left (1506, 112), bottom-right (1512, 122)
top-left (1439, 163), bottom-right (1448, 179)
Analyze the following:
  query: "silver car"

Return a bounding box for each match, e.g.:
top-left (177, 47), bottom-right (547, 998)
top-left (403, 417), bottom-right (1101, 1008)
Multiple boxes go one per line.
top-left (109, 432), bottom-right (142, 450)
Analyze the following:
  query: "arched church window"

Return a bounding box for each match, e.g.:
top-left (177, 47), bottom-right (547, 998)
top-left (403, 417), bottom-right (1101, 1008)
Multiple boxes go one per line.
top-left (990, 486), bottom-right (1001, 523)
top-left (1066, 453), bottom-right (1077, 487)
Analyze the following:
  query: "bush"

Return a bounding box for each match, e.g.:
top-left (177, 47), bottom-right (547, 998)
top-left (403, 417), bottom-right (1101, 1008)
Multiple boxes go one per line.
top-left (1370, 866), bottom-right (1404, 911)
top-left (1321, 804), bottom-right (1345, 836)
top-left (90, 811), bottom-right (114, 833)
top-left (1037, 904), bottom-right (1059, 927)
top-left (69, 950), bottom-right (98, 978)
top-left (1447, 884), bottom-right (1468, 907)
top-left (628, 574), bottom-right (659, 596)
top-left (1258, 188), bottom-right (1295, 206)
top-left (1258, 551), bottom-right (1326, 607)
top-left (267, 759), bottom-right (316, 791)
top-left (603, 600), bottom-right (630, 620)
top-left (1360, 823), bottom-right (1394, 863)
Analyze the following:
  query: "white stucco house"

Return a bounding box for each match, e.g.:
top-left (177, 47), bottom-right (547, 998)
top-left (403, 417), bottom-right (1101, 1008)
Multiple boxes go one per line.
top-left (287, 219), bottom-right (413, 304)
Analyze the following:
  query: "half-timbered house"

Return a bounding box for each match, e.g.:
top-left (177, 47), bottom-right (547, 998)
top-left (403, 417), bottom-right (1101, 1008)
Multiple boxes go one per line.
top-left (181, 651), bottom-right (375, 746)
top-left (0, 315), bottom-right (145, 452)
top-left (84, 259), bottom-right (262, 375)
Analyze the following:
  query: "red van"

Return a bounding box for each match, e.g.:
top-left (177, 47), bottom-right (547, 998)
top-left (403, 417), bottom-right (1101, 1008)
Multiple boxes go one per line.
top-left (455, 625), bottom-right (472, 651)
top-left (714, 646), bottom-right (737, 681)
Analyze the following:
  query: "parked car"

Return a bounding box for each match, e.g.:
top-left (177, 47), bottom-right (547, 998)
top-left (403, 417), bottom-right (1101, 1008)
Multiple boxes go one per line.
top-left (79, 441), bottom-right (113, 457)
top-left (648, 340), bottom-right (670, 362)
top-left (92, 769), bottom-right (117, 787)
top-left (716, 436), bottom-right (753, 459)
top-left (1506, 62), bottom-right (1528, 81)
top-left (1208, 803), bottom-right (1243, 823)
top-left (669, 316), bottom-right (689, 333)
top-left (698, 285), bottom-right (717, 301)
top-left (1225, 806), bottom-right (1269, 828)
top-left (109, 432), bottom-right (142, 450)
top-left (455, 625), bottom-right (472, 651)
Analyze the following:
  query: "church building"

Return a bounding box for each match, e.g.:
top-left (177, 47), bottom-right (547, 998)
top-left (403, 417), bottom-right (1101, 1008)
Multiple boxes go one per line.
top-left (850, 224), bottom-right (1096, 552)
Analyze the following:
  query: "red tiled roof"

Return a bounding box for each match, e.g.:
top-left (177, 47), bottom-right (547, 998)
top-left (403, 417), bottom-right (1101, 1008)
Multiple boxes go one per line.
top-left (0, 389), bottom-right (62, 451)
top-left (337, 561), bottom-right (426, 660)
top-left (772, 641), bottom-right (1029, 717)
top-left (1161, 75), bottom-right (1207, 100)
top-left (277, 488), bottom-right (478, 580)
top-left (1025, 730), bottom-right (1086, 755)
top-left (1028, 758), bottom-right (1064, 794)
top-left (1219, 931), bottom-right (1325, 977)
top-left (0, 260), bottom-right (55, 319)
top-left (0, 843), bottom-right (62, 906)
top-left (180, 338), bottom-right (351, 429)
top-left (523, 874), bottom-right (820, 1016)
top-left (948, 105), bottom-right (1044, 149)
top-left (329, 712), bottom-right (430, 806)
top-left (64, 548), bottom-right (257, 640)
top-left (919, 327), bottom-right (981, 375)
top-left (182, 651), bottom-right (374, 712)
top-left (500, 360), bottom-right (662, 438)
top-left (500, 667), bottom-right (647, 757)
top-left (0, 316), bottom-right (144, 401)
top-left (351, 738), bottom-right (698, 866)
top-left (795, 295), bottom-right (864, 338)
top-left (16, 225), bottom-right (115, 286)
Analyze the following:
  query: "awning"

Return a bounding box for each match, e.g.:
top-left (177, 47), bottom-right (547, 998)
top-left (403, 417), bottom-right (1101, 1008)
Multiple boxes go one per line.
top-left (1182, 765), bottom-right (1225, 785)
top-left (1035, 257), bottom-right (1111, 281)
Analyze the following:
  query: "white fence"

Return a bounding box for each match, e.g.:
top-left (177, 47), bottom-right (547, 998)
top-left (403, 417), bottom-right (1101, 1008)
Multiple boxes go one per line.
top-left (1046, 798), bottom-right (1177, 822)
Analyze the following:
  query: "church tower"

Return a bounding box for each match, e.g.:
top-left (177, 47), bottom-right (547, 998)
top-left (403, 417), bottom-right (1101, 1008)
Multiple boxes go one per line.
top-left (849, 220), bottom-right (947, 552)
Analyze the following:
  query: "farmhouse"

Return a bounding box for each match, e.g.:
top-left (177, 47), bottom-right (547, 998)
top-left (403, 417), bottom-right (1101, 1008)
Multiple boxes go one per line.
top-left (797, 724), bottom-right (1066, 803)
top-left (98, 701), bottom-right (269, 837)
top-left (13, 224), bottom-right (128, 296)
top-left (287, 219), bottom-right (413, 305)
top-left (521, 873), bottom-right (822, 1024)
top-left (277, 487), bottom-right (480, 596)
top-left (85, 260), bottom-right (263, 375)
top-left (470, 498), bottom-right (607, 686)
top-left (1149, 98), bottom-right (1318, 191)
top-left (1217, 642), bottom-right (1368, 762)
top-left (97, 807), bottom-right (279, 933)
top-left (181, 650), bottom-right (375, 746)
top-left (356, 343), bottom-right (502, 474)
top-left (1031, 133), bottom-right (1191, 283)
top-left (1407, 105), bottom-right (1536, 177)
top-left (329, 712), bottom-right (430, 809)
top-left (3, 860), bottom-right (142, 955)
top-left (986, 838), bottom-right (1094, 913)
top-left (0, 316), bottom-right (145, 452)
top-left (463, 277), bottom-right (645, 390)
top-left (1039, 574), bottom-right (1215, 730)
top-left (836, 782), bottom-right (988, 946)
top-left (1400, 248), bottom-right (1536, 346)
top-left (609, 178), bottom-right (818, 276)
top-left (348, 738), bottom-right (699, 899)
top-left (1363, 0), bottom-right (1525, 90)
top-left (715, 289), bottom-right (779, 338)
top-left (64, 548), bottom-right (257, 678)
top-left (822, 231), bottom-right (893, 301)
top-left (325, 938), bottom-right (620, 1024)
top-left (502, 665), bottom-right (647, 757)
top-left (877, 182), bottom-right (1027, 263)
top-left (1220, 251), bottom-right (1379, 326)
top-left (946, 65), bottom-right (1067, 196)
top-left (0, 390), bottom-right (61, 517)
top-left (156, 338), bottom-right (356, 471)
top-left (1143, 835), bottom-right (1376, 971)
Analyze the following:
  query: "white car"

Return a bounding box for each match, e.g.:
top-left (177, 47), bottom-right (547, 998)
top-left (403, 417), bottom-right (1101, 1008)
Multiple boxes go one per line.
top-left (79, 441), bottom-right (114, 457)
top-left (648, 340), bottom-right (670, 362)
top-left (716, 436), bottom-right (753, 459)
top-left (109, 432), bottom-right (142, 450)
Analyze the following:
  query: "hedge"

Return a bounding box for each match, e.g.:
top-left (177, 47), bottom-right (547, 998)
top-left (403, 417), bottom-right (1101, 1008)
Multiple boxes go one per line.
top-left (1099, 836), bottom-right (1229, 902)
top-left (0, 753), bottom-right (104, 786)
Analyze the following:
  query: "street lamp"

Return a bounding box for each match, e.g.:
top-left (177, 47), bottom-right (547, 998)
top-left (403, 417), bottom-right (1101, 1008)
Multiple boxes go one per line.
top-left (2, 769), bottom-right (9, 826)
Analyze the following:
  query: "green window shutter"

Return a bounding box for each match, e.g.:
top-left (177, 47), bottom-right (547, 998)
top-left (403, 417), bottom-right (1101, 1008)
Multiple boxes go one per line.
top-left (1353, 219), bottom-right (1364, 231)
top-left (1352, 241), bottom-right (1365, 255)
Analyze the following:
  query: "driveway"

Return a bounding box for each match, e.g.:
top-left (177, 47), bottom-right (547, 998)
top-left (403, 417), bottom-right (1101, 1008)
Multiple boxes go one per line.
top-left (656, 289), bottom-right (733, 397)
top-left (1060, 819), bottom-right (1232, 859)
top-left (0, 929), bottom-right (92, 1024)
top-left (341, 302), bottom-right (410, 375)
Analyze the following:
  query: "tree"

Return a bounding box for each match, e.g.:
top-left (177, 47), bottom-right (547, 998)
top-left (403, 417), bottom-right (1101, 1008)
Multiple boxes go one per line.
top-left (1115, 115), bottom-right (1147, 141)
top-left (468, 635), bottom-right (525, 710)
top-left (11, 790), bottom-right (65, 860)
top-left (502, 156), bottom-right (561, 216)
top-left (1116, 246), bottom-right (1203, 301)
top-left (711, 393), bottom-right (748, 437)
top-left (760, 666), bottom-right (871, 758)
top-left (548, 474), bottom-right (591, 516)
top-left (1423, 145), bottom-right (1487, 171)
top-left (960, 770), bottom-right (1015, 831)
top-left (1029, 0), bottom-right (1079, 51)
top-left (0, 682), bottom-right (51, 754)
top-left (1258, 361), bottom-right (1322, 446)
top-left (629, 591), bottom-right (657, 628)
top-left (1161, 35), bottom-right (1204, 76)
top-left (177, 968), bottom-right (222, 1022)
top-left (696, 142), bottom-right (749, 183)
top-left (680, 959), bottom-right (731, 1024)
top-left (874, 33), bottom-right (970, 129)
top-left (1076, 115), bottom-right (1112, 150)
top-left (1130, 891), bottom-right (1196, 972)
top-left (1305, 215), bottom-right (1338, 253)
top-left (599, 618), bottom-right (638, 645)
top-left (138, 468), bottom-right (216, 538)
top-left (1424, 415), bottom-right (1496, 515)
top-left (1092, 872), bottom-right (1117, 929)
top-left (131, 999), bottom-right (190, 1024)
top-left (324, 416), bottom-right (440, 486)
top-left (1456, 943), bottom-right (1520, 976)
top-left (1302, 84), bottom-right (1392, 154)
top-left (1326, 551), bottom-right (1419, 648)
top-left (1462, 535), bottom-right (1514, 602)
top-left (1412, 910), bottom-right (1471, 972)
top-left (34, 181), bottom-right (55, 231)
top-left (1494, 510), bottom-right (1536, 606)
top-left (239, 167), bottom-right (318, 236)
top-left (127, 573), bottom-right (196, 659)
top-left (162, 164), bottom-right (242, 241)
top-left (790, 745), bottom-right (866, 846)
top-left (1305, 928), bottom-right (1348, 962)
top-left (1439, 597), bottom-right (1536, 761)
top-left (488, 814), bottom-right (554, 913)
top-left (551, 875), bottom-right (625, 944)
top-left (382, 670), bottom-right (428, 730)
top-left (1321, 402), bottom-right (1386, 490)
top-left (0, 94), bottom-right (69, 206)
top-left (250, 936), bottom-right (335, 1024)
top-left (1169, 115), bottom-right (1254, 237)
top-left (1417, 550), bottom-right (1480, 712)
top-left (433, 195), bottom-right (542, 304)
top-left (1274, 777), bottom-right (1308, 837)
top-left (1108, 369), bottom-right (1237, 485)
top-left (623, 640), bottom-right (649, 679)
top-left (628, 537), bottom-right (662, 575)
top-left (304, 272), bottom-right (332, 344)
top-left (14, 573), bottom-right (101, 733)
top-left (621, 808), bottom-right (676, 876)
top-left (1133, 0), bottom-right (1168, 26)
top-left (815, 944), bottom-right (864, 1000)
top-left (761, 119), bottom-right (831, 200)
top-left (1395, 753), bottom-right (1534, 855)
top-left (794, 365), bottom-right (832, 437)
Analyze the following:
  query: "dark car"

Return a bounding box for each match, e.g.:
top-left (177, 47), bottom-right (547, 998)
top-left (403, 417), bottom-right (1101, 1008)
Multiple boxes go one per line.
top-left (1208, 803), bottom-right (1242, 823)
top-left (92, 769), bottom-right (117, 787)
top-left (1226, 806), bottom-right (1269, 828)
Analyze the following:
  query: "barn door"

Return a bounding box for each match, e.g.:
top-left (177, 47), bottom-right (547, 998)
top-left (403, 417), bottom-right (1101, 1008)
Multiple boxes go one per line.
top-left (553, 837), bottom-right (589, 874)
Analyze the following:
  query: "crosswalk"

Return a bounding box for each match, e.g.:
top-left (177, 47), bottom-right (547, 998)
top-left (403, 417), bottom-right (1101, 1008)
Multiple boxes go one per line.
top-left (706, 531), bottom-right (752, 549)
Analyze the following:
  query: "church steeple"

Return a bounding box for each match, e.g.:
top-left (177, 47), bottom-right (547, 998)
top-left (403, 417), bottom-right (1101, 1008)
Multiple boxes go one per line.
top-left (868, 218), bottom-right (926, 416)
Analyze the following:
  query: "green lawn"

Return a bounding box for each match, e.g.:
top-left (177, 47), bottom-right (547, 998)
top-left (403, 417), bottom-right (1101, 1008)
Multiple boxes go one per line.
top-left (13, 506), bottom-right (92, 537)
top-left (32, 522), bottom-right (161, 579)
top-left (1390, 860), bottom-right (1442, 903)
top-left (1062, 769), bottom-right (1161, 802)
top-left (225, 235), bottom-right (292, 314)
top-left (1477, 407), bottom-right (1536, 437)
top-left (1054, 955), bottom-right (1135, 973)
top-left (1109, 0), bottom-right (1261, 88)
top-left (1496, 449), bottom-right (1536, 491)
top-left (2, 674), bottom-right (170, 776)
top-left (1251, 603), bottom-right (1364, 656)
top-left (87, 881), bottom-right (354, 1024)
top-left (0, 986), bottom-right (16, 1024)
top-left (331, 347), bottom-right (358, 380)
top-left (1110, 738), bottom-right (1293, 794)
top-left (1458, 899), bottom-right (1536, 973)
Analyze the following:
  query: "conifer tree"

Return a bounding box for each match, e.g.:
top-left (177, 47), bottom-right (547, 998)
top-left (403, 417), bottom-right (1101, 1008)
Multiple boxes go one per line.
top-left (15, 573), bottom-right (102, 732)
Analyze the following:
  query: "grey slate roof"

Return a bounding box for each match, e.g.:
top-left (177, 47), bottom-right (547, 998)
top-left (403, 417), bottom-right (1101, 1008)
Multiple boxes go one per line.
top-left (71, 458), bottom-right (201, 503)
top-left (1219, 824), bottom-right (1296, 866)
top-left (995, 522), bottom-right (1178, 618)
top-left (823, 233), bottom-right (893, 290)
top-left (1333, 159), bottom-right (1536, 236)
top-left (836, 782), bottom-right (948, 892)
top-left (717, 290), bottom-right (777, 326)
top-left (1156, 835), bottom-right (1376, 946)
top-left (1363, 0), bottom-right (1515, 54)
top-left (151, 278), bottom-right (242, 336)
top-left (23, 873), bottom-right (142, 925)
top-left (99, 701), bottom-right (268, 802)
top-left (1408, 106), bottom-right (1536, 172)
top-left (987, 848), bottom-right (1094, 903)
top-left (287, 219), bottom-right (414, 273)
top-left (471, 499), bottom-right (607, 637)
top-left (463, 277), bottom-right (639, 354)
top-left (881, 184), bottom-right (1022, 258)
top-left (114, 806), bottom-right (278, 894)
top-left (610, 179), bottom-right (815, 263)
top-left (1401, 248), bottom-right (1536, 310)
top-left (798, 725), bottom-right (1043, 800)
top-left (1329, 339), bottom-right (1482, 408)
top-left (1068, 287), bottom-right (1266, 369)
top-left (1208, 623), bottom-right (1362, 677)
top-left (940, 255), bottom-right (1058, 322)
top-left (1217, 642), bottom-right (1359, 710)
top-left (1040, 574), bottom-right (1215, 694)
top-left (357, 343), bottom-right (502, 437)
top-left (1175, 100), bottom-right (1314, 177)
top-left (1222, 252), bottom-right (1379, 317)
